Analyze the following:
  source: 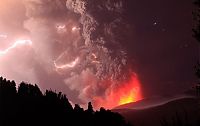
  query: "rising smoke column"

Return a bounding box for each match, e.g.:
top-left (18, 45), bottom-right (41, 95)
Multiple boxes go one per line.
top-left (66, 0), bottom-right (142, 108)
top-left (21, 0), bottom-right (142, 109)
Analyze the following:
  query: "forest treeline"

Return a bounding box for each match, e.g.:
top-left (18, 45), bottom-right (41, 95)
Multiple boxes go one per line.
top-left (0, 77), bottom-right (131, 126)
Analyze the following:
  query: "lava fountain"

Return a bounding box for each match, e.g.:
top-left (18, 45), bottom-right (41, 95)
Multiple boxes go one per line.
top-left (94, 73), bottom-right (143, 109)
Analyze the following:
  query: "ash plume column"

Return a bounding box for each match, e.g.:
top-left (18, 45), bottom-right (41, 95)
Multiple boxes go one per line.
top-left (66, 0), bottom-right (142, 108)
top-left (23, 0), bottom-right (142, 109)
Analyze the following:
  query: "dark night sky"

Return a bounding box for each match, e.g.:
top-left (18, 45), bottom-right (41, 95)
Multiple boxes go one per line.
top-left (126, 0), bottom-right (198, 96)
top-left (0, 0), bottom-right (198, 107)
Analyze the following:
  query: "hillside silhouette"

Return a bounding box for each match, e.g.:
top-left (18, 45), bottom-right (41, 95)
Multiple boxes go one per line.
top-left (0, 77), bottom-right (131, 126)
top-left (113, 97), bottom-right (200, 126)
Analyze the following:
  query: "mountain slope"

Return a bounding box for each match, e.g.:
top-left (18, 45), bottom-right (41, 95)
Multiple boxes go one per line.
top-left (113, 97), bottom-right (200, 126)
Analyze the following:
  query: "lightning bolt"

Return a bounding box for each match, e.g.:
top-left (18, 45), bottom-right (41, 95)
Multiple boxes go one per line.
top-left (54, 57), bottom-right (79, 69)
top-left (91, 53), bottom-right (100, 64)
top-left (72, 26), bottom-right (80, 32)
top-left (92, 53), bottom-right (97, 59)
top-left (0, 39), bottom-right (32, 55)
top-left (56, 24), bottom-right (66, 30)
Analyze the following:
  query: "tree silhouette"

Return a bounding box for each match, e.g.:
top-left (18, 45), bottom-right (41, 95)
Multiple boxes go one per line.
top-left (87, 102), bottom-right (94, 113)
top-left (0, 76), bottom-right (131, 126)
top-left (74, 104), bottom-right (84, 113)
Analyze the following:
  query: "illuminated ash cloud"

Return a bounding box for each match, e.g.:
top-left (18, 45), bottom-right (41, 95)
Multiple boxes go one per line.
top-left (0, 39), bottom-right (36, 84)
top-left (67, 0), bottom-right (132, 80)
top-left (23, 0), bottom-right (83, 76)
top-left (66, 0), bottom-right (141, 108)
top-left (21, 0), bottom-right (142, 108)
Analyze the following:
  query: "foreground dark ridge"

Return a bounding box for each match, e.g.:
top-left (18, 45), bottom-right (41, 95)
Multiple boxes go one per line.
top-left (0, 77), bottom-right (131, 126)
top-left (114, 97), bottom-right (200, 126)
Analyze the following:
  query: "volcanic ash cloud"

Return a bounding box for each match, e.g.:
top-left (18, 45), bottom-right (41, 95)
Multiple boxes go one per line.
top-left (21, 0), bottom-right (142, 108)
top-left (65, 0), bottom-right (142, 108)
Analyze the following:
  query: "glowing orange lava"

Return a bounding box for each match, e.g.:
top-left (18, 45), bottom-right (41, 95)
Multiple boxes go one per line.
top-left (118, 76), bottom-right (142, 105)
top-left (94, 73), bottom-right (142, 109)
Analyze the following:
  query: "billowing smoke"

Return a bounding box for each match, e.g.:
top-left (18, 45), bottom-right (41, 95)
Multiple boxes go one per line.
top-left (0, 0), bottom-right (142, 109)
top-left (64, 0), bottom-right (142, 108)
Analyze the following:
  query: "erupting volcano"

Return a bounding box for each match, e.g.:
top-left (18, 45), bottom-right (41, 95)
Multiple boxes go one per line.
top-left (93, 74), bottom-right (142, 109)
top-left (0, 0), bottom-right (145, 109)
top-left (118, 75), bottom-right (142, 105)
top-left (0, 0), bottom-right (195, 111)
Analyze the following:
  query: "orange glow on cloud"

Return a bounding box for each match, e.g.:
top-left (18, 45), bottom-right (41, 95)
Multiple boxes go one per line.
top-left (94, 73), bottom-right (142, 109)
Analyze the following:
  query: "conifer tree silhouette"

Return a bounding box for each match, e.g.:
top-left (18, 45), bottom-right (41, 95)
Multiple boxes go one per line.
top-left (0, 76), bottom-right (131, 126)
